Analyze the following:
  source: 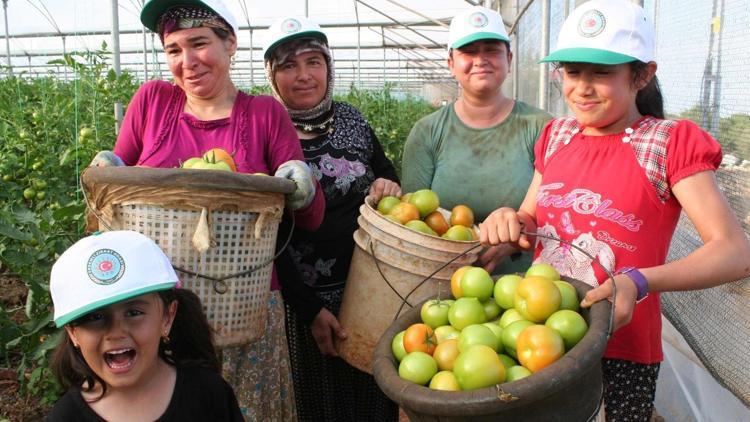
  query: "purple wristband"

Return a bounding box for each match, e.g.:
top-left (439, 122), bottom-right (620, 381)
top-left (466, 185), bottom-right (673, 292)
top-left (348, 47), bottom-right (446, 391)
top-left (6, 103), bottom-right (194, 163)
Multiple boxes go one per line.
top-left (617, 267), bottom-right (649, 302)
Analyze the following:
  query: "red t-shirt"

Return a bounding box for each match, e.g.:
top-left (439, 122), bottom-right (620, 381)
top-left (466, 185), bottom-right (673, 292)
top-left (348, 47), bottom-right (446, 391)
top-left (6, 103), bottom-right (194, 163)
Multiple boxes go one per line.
top-left (533, 116), bottom-right (722, 364)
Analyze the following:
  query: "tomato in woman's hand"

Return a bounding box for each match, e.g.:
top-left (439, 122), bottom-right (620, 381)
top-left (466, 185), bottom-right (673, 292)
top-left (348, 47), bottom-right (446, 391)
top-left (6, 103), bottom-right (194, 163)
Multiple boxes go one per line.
top-left (403, 323), bottom-right (437, 355)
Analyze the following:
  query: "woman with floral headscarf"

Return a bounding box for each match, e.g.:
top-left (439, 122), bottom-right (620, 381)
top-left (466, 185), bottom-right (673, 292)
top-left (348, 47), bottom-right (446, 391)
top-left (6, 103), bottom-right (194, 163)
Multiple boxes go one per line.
top-left (95, 1), bottom-right (327, 420)
top-left (263, 16), bottom-right (400, 422)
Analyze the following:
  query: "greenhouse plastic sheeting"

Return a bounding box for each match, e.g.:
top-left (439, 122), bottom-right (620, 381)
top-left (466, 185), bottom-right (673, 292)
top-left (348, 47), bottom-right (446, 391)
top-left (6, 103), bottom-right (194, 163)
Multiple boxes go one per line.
top-left (655, 317), bottom-right (750, 421)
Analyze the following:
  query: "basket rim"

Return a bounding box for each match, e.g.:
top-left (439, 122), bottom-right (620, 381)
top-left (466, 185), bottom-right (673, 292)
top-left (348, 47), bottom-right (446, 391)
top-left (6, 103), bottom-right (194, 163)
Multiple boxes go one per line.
top-left (82, 166), bottom-right (296, 194)
top-left (371, 277), bottom-right (612, 416)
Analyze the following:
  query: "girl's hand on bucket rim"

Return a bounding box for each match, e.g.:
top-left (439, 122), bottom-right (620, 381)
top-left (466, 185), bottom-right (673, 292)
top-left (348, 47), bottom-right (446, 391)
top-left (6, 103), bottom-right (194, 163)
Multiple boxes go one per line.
top-left (368, 178), bottom-right (402, 203)
top-left (311, 307), bottom-right (347, 357)
top-left (580, 274), bottom-right (638, 330)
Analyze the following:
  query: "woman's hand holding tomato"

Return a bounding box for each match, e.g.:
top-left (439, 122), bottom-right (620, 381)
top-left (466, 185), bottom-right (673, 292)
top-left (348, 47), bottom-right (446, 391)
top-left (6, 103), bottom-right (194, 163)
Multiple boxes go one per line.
top-left (368, 178), bottom-right (401, 202)
top-left (311, 307), bottom-right (347, 356)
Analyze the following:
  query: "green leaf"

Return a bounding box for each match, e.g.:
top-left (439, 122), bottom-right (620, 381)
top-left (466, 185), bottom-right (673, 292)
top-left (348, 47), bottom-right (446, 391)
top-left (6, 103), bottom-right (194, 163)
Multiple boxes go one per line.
top-left (0, 221), bottom-right (31, 241)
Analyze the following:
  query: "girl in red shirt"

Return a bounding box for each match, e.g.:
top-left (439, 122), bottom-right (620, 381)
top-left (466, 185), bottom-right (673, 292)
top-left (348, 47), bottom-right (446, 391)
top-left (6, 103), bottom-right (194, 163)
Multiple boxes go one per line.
top-left (480, 1), bottom-right (750, 420)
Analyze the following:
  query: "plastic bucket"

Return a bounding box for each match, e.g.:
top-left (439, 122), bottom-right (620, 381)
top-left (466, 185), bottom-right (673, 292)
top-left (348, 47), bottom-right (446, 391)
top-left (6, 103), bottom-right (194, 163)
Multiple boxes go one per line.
top-left (336, 197), bottom-right (480, 374)
top-left (372, 277), bottom-right (611, 421)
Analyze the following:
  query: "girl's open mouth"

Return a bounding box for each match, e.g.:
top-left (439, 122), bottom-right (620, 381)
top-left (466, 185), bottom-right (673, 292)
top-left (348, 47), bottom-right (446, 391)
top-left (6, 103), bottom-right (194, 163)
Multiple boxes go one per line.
top-left (104, 348), bottom-right (137, 371)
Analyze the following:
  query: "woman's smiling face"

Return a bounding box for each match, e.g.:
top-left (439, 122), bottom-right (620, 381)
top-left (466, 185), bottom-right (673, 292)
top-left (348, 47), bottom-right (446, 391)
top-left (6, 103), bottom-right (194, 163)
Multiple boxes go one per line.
top-left (65, 293), bottom-right (176, 391)
top-left (164, 27), bottom-right (236, 100)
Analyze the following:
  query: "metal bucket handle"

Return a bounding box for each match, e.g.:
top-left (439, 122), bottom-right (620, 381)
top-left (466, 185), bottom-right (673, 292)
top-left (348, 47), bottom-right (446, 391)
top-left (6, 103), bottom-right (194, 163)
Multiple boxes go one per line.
top-left (80, 176), bottom-right (296, 294)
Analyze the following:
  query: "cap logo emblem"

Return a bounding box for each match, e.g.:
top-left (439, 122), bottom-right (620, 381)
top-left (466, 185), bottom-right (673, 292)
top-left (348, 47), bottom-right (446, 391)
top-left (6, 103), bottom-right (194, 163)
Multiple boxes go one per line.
top-left (578, 9), bottom-right (606, 37)
top-left (87, 249), bottom-right (125, 285)
top-left (468, 12), bottom-right (488, 28)
top-left (281, 18), bottom-right (301, 34)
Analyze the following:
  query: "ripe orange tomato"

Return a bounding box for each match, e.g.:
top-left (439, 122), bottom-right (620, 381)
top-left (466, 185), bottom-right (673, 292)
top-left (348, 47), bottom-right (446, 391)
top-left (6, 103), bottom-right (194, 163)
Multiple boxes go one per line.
top-left (388, 202), bottom-right (420, 224)
top-left (202, 148), bottom-right (237, 172)
top-left (515, 324), bottom-right (564, 373)
top-left (514, 276), bottom-right (562, 323)
top-left (403, 323), bottom-right (437, 355)
top-left (450, 205), bottom-right (474, 228)
top-left (424, 211), bottom-right (450, 236)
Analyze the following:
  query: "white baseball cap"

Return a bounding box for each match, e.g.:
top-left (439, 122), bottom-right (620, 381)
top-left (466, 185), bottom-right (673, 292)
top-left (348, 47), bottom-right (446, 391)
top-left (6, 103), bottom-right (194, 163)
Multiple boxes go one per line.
top-left (51, 231), bottom-right (179, 327)
top-left (140, 0), bottom-right (239, 36)
top-left (448, 6), bottom-right (509, 50)
top-left (541, 0), bottom-right (654, 64)
top-left (263, 16), bottom-right (328, 60)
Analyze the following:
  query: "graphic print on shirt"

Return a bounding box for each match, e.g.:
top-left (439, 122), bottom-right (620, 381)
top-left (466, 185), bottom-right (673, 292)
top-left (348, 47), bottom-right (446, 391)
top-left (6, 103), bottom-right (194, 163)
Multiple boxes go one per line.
top-left (309, 153), bottom-right (369, 196)
top-left (533, 182), bottom-right (647, 287)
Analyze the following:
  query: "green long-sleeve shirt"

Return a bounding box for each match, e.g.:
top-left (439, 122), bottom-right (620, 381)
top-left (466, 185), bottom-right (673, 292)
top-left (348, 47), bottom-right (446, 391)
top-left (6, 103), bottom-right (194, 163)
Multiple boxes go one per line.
top-left (402, 100), bottom-right (552, 274)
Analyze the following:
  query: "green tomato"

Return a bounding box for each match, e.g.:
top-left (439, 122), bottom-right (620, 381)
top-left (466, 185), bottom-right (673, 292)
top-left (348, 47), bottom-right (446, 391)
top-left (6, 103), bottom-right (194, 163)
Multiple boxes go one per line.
top-left (181, 157), bottom-right (204, 169)
top-left (545, 309), bottom-right (588, 351)
top-left (79, 127), bottom-right (95, 140)
top-left (23, 187), bottom-right (37, 200)
top-left (500, 320), bottom-right (534, 359)
top-left (497, 353), bottom-right (517, 370)
top-left (494, 274), bottom-right (522, 310)
top-left (460, 267), bottom-right (494, 301)
top-left (554, 280), bottom-right (581, 312)
top-left (525, 262), bottom-right (560, 280)
top-left (453, 345), bottom-right (505, 390)
top-left (35, 191), bottom-right (46, 200)
top-left (398, 352), bottom-right (437, 385)
top-left (376, 196), bottom-right (401, 215)
top-left (190, 159), bottom-right (232, 171)
top-left (31, 161), bottom-right (44, 171)
top-left (391, 331), bottom-right (407, 362)
top-left (505, 365), bottom-right (532, 382)
top-left (448, 297), bottom-right (486, 330)
top-left (420, 299), bottom-right (452, 328)
top-left (458, 324), bottom-right (498, 352)
top-left (2, 174), bottom-right (14, 182)
top-left (32, 180), bottom-right (47, 190)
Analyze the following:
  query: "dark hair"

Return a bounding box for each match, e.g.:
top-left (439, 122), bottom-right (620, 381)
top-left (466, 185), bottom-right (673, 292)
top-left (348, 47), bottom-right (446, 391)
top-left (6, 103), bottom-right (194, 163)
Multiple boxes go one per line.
top-left (51, 288), bottom-right (219, 401)
top-left (556, 61), bottom-right (665, 119)
top-left (630, 61), bottom-right (664, 119)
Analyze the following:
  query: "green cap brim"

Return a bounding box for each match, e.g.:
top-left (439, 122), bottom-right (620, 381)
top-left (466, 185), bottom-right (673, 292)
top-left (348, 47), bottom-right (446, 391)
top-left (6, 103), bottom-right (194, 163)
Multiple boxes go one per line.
top-left (141, 0), bottom-right (215, 33)
top-left (540, 48), bottom-right (638, 65)
top-left (451, 32), bottom-right (510, 50)
top-left (54, 282), bottom-right (176, 327)
top-left (264, 31), bottom-right (329, 60)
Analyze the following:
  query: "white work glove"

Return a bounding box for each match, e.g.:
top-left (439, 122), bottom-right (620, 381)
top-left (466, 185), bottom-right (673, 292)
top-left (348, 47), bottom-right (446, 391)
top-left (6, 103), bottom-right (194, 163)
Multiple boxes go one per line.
top-left (274, 160), bottom-right (316, 210)
top-left (89, 151), bottom-right (125, 167)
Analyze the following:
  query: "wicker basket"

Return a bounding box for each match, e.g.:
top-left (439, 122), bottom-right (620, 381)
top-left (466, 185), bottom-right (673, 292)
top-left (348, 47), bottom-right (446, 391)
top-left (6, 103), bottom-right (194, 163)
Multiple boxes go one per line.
top-left (81, 166), bottom-right (296, 348)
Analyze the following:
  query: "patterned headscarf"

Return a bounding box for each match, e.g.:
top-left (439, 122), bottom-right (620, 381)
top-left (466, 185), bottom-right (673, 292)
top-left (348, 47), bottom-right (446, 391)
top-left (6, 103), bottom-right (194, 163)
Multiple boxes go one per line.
top-left (265, 37), bottom-right (336, 133)
top-left (157, 6), bottom-right (233, 41)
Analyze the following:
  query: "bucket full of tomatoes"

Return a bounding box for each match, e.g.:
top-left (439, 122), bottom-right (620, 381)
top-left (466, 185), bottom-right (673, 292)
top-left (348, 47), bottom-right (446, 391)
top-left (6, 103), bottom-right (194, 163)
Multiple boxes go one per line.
top-left (81, 166), bottom-right (296, 348)
top-left (372, 273), bottom-right (612, 422)
top-left (337, 193), bottom-right (481, 374)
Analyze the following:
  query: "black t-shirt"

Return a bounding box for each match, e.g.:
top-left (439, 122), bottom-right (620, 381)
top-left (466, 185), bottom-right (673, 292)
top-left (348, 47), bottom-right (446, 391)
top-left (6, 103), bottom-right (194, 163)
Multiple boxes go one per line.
top-left (46, 366), bottom-right (243, 421)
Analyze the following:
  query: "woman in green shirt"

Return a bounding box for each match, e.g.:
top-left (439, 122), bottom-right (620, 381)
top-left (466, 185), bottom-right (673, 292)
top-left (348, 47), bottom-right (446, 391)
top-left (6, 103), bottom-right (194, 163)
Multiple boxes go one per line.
top-left (402, 5), bottom-right (551, 274)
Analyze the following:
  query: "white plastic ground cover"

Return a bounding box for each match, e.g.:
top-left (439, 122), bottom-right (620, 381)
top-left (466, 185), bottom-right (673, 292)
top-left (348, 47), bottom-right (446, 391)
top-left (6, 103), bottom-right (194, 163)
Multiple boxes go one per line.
top-left (655, 316), bottom-right (750, 422)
